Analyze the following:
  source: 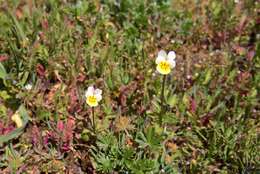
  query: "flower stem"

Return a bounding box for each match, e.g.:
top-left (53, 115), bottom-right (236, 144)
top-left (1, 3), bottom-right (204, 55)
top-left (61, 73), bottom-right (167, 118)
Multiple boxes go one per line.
top-left (159, 75), bottom-right (166, 126)
top-left (92, 107), bottom-right (95, 132)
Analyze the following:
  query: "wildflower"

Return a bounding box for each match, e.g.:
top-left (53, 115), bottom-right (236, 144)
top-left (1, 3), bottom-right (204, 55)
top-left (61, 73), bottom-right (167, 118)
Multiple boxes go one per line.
top-left (11, 112), bottom-right (23, 128)
top-left (85, 86), bottom-right (102, 107)
top-left (155, 50), bottom-right (176, 75)
top-left (24, 83), bottom-right (33, 90)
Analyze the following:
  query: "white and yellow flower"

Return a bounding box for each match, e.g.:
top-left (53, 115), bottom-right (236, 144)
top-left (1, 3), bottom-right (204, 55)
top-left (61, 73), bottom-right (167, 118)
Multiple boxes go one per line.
top-left (11, 111), bottom-right (23, 128)
top-left (85, 86), bottom-right (102, 107)
top-left (155, 50), bottom-right (176, 75)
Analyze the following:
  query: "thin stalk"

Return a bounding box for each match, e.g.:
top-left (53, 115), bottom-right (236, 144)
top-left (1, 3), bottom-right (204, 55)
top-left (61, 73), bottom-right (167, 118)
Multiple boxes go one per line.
top-left (159, 75), bottom-right (166, 126)
top-left (92, 107), bottom-right (95, 132)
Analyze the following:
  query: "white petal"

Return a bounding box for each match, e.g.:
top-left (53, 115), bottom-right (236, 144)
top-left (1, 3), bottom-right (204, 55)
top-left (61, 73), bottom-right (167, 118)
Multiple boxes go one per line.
top-left (158, 50), bottom-right (167, 59)
top-left (94, 88), bottom-right (102, 95)
top-left (155, 55), bottom-right (166, 64)
top-left (85, 86), bottom-right (94, 97)
top-left (167, 51), bottom-right (176, 60)
top-left (95, 94), bottom-right (102, 101)
top-left (168, 59), bottom-right (176, 68)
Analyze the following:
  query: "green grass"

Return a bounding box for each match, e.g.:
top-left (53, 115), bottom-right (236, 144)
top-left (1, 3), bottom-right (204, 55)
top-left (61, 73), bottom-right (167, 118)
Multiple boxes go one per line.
top-left (0, 0), bottom-right (259, 173)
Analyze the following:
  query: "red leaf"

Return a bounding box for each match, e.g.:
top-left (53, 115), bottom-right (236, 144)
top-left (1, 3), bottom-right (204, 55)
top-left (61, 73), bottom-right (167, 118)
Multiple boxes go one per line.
top-left (38, 31), bottom-right (46, 42)
top-left (77, 73), bottom-right (86, 83)
top-left (68, 86), bottom-right (80, 114)
top-left (247, 49), bottom-right (255, 61)
top-left (15, 8), bottom-right (23, 19)
top-left (0, 55), bottom-right (9, 62)
top-left (0, 121), bottom-right (4, 135)
top-left (63, 117), bottom-right (75, 146)
top-left (200, 114), bottom-right (212, 127)
top-left (232, 45), bottom-right (246, 55)
top-left (57, 118), bottom-right (74, 152)
top-left (36, 63), bottom-right (45, 78)
top-left (237, 71), bottom-right (251, 82)
top-left (31, 125), bottom-right (41, 145)
top-left (236, 15), bottom-right (248, 34)
top-left (41, 19), bottom-right (49, 30)
top-left (119, 82), bottom-right (138, 108)
top-left (2, 125), bottom-right (15, 135)
top-left (189, 98), bottom-right (197, 113)
top-left (57, 120), bottom-right (64, 131)
top-left (61, 143), bottom-right (70, 152)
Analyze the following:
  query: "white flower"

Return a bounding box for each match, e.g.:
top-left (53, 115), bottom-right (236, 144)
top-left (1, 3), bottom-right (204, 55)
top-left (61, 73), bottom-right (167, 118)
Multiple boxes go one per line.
top-left (24, 84), bottom-right (33, 90)
top-left (85, 86), bottom-right (102, 107)
top-left (155, 50), bottom-right (176, 75)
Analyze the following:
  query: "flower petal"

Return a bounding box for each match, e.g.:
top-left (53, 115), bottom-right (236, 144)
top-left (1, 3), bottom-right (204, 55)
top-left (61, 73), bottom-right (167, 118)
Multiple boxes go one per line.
top-left (86, 96), bottom-right (98, 107)
top-left (156, 62), bottom-right (171, 75)
top-left (167, 51), bottom-right (176, 60)
top-left (158, 50), bottom-right (167, 58)
top-left (85, 86), bottom-right (94, 97)
top-left (168, 59), bottom-right (176, 68)
top-left (94, 88), bottom-right (102, 95)
top-left (156, 55), bottom-right (166, 64)
top-left (156, 50), bottom-right (167, 64)
top-left (95, 94), bottom-right (102, 102)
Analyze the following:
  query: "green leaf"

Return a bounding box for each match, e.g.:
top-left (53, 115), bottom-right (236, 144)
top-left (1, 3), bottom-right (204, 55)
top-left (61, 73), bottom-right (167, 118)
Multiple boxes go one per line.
top-left (0, 63), bottom-right (7, 80)
top-left (0, 91), bottom-right (11, 100)
top-left (203, 69), bottom-right (212, 85)
top-left (167, 94), bottom-right (178, 107)
top-left (7, 10), bottom-right (27, 43)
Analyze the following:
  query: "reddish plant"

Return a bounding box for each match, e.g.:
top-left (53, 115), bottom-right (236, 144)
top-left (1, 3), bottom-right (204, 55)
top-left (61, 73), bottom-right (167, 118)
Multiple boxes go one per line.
top-left (56, 117), bottom-right (75, 152)
top-left (0, 55), bottom-right (9, 62)
top-left (31, 125), bottom-right (41, 146)
top-left (189, 97), bottom-right (197, 113)
top-left (41, 19), bottom-right (49, 30)
top-left (0, 121), bottom-right (15, 135)
top-left (36, 63), bottom-right (46, 78)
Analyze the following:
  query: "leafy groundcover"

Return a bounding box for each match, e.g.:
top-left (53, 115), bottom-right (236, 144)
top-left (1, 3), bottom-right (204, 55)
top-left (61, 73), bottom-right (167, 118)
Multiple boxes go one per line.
top-left (0, 0), bottom-right (259, 173)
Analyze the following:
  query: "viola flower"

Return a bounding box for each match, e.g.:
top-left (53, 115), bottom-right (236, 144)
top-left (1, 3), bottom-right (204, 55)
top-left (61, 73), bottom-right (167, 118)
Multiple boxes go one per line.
top-left (85, 86), bottom-right (102, 107)
top-left (155, 50), bottom-right (176, 75)
top-left (11, 112), bottom-right (23, 128)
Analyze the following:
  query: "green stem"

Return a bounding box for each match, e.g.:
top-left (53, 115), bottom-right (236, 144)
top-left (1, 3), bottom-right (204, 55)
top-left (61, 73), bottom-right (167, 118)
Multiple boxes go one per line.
top-left (92, 107), bottom-right (96, 132)
top-left (159, 75), bottom-right (166, 126)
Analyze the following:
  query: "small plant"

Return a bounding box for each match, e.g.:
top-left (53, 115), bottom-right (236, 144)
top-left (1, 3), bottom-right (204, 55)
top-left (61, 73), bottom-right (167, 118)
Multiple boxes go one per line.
top-left (85, 86), bottom-right (102, 132)
top-left (155, 50), bottom-right (176, 125)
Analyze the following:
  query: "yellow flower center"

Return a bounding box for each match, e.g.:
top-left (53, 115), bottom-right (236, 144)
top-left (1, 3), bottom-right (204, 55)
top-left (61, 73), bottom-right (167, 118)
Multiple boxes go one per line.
top-left (157, 61), bottom-right (171, 74)
top-left (86, 95), bottom-right (98, 107)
